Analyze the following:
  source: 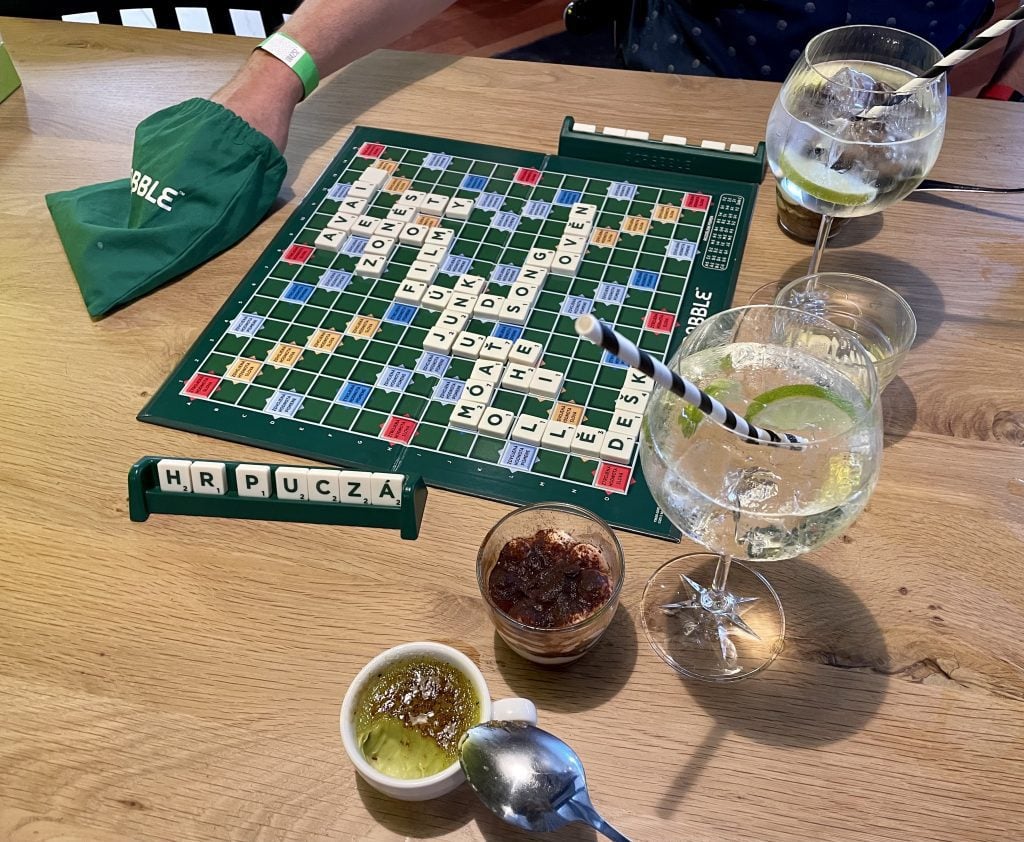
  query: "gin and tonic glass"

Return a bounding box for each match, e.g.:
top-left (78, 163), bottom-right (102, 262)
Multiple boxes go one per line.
top-left (766, 25), bottom-right (947, 271)
top-left (639, 306), bottom-right (883, 681)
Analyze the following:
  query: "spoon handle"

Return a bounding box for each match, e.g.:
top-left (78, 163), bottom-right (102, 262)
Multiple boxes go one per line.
top-left (569, 800), bottom-right (633, 842)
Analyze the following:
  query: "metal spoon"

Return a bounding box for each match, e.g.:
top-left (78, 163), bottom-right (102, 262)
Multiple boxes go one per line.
top-left (459, 721), bottom-right (631, 841)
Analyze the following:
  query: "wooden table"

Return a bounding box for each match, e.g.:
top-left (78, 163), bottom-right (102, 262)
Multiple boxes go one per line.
top-left (2, 18), bottom-right (1022, 842)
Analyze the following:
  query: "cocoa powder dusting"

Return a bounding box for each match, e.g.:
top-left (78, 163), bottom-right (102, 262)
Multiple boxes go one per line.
top-left (488, 528), bottom-right (613, 628)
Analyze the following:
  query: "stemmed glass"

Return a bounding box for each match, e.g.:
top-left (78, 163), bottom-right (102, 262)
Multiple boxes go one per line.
top-left (639, 306), bottom-right (883, 681)
top-left (766, 25), bottom-right (947, 272)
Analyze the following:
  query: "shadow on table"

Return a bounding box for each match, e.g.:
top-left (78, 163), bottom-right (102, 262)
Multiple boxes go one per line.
top-left (821, 212), bottom-right (886, 250)
top-left (272, 55), bottom-right (459, 202)
top-left (656, 555), bottom-right (889, 818)
top-left (492, 603), bottom-right (639, 713)
top-left (881, 375), bottom-right (917, 447)
top-left (770, 211), bottom-right (886, 256)
top-left (355, 773), bottom-right (476, 838)
top-left (355, 755), bottom-right (599, 841)
top-left (906, 191), bottom-right (1024, 225)
top-left (778, 252), bottom-right (945, 346)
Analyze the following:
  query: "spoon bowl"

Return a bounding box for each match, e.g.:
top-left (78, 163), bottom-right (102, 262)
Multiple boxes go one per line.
top-left (459, 721), bottom-right (631, 841)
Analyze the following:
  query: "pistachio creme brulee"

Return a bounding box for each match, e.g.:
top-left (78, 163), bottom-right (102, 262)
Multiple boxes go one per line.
top-left (354, 656), bottom-right (481, 779)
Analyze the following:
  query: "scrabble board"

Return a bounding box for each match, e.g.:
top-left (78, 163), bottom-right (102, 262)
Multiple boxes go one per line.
top-left (140, 120), bottom-right (766, 539)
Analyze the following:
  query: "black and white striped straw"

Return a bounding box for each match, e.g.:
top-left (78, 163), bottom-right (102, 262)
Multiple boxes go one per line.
top-left (906, 7), bottom-right (1023, 88)
top-left (574, 315), bottom-right (807, 449)
top-left (863, 7), bottom-right (1024, 116)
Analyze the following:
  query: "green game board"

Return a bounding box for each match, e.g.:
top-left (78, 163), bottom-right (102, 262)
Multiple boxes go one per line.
top-left (140, 119), bottom-right (766, 539)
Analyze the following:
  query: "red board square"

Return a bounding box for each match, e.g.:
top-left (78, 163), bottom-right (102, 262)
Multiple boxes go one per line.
top-left (282, 244), bottom-right (315, 264)
top-left (357, 142), bottom-right (386, 159)
top-left (683, 193), bottom-right (711, 211)
top-left (514, 167), bottom-right (543, 186)
top-left (382, 416), bottom-right (417, 445)
top-left (645, 310), bottom-right (676, 334)
top-left (183, 372), bottom-right (220, 399)
top-left (594, 463), bottom-right (632, 494)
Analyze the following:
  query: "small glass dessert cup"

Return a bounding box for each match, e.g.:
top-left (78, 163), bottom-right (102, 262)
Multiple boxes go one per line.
top-left (477, 503), bottom-right (624, 665)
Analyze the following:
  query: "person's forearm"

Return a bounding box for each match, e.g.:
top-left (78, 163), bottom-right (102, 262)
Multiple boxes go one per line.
top-left (279, 0), bottom-right (458, 79)
top-left (212, 0), bottom-right (457, 150)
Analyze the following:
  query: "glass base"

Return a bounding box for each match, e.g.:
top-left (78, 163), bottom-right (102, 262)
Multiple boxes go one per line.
top-left (641, 553), bottom-right (785, 682)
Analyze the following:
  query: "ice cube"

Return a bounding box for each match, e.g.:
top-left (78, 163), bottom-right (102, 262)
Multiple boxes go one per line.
top-left (725, 467), bottom-right (780, 511)
top-left (817, 66), bottom-right (902, 142)
top-left (824, 66), bottom-right (894, 113)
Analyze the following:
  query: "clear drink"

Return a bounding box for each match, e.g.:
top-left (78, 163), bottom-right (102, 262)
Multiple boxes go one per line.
top-left (641, 342), bottom-right (882, 561)
top-left (767, 58), bottom-right (946, 219)
top-left (637, 305), bottom-right (883, 681)
top-left (775, 272), bottom-right (918, 389)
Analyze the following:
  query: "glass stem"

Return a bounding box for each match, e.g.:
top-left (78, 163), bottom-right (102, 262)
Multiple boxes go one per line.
top-left (807, 214), bottom-right (833, 274)
top-left (707, 554), bottom-right (733, 612)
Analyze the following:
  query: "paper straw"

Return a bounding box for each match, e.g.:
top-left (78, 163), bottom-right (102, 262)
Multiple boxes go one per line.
top-left (573, 315), bottom-right (806, 449)
top-left (863, 8), bottom-right (1024, 116)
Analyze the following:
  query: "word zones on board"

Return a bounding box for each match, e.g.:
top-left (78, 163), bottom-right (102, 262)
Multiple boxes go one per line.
top-left (155, 458), bottom-right (403, 507)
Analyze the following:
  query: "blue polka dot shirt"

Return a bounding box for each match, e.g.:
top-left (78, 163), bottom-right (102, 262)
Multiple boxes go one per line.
top-left (625, 1), bottom-right (993, 80)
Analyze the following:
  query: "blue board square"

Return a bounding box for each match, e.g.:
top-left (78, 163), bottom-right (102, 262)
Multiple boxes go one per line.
top-left (341, 235), bottom-right (369, 257)
top-left (228, 313), bottom-right (265, 337)
top-left (318, 269), bottom-right (352, 291)
top-left (595, 282), bottom-right (627, 305)
top-left (491, 211), bottom-right (520, 232)
top-left (384, 302), bottom-right (417, 325)
top-left (327, 183), bottom-right (350, 200)
top-left (490, 264), bottom-right (520, 285)
top-left (376, 366), bottom-right (413, 393)
top-left (608, 182), bottom-right (638, 200)
top-left (499, 442), bottom-right (538, 473)
top-left (603, 351), bottom-right (629, 368)
top-left (460, 174), bottom-right (488, 192)
top-left (476, 192), bottom-right (505, 212)
top-left (523, 200), bottom-right (551, 220)
top-left (266, 390), bottom-right (303, 417)
top-left (668, 239), bottom-right (698, 260)
top-left (281, 282), bottom-right (315, 304)
top-left (492, 323), bottom-right (523, 342)
top-left (629, 270), bottom-right (660, 290)
top-left (336, 382), bottom-right (371, 407)
top-left (441, 254), bottom-right (473, 276)
top-left (423, 152), bottom-right (452, 171)
top-left (433, 378), bottom-right (464, 404)
top-left (554, 189), bottom-right (583, 206)
top-left (415, 352), bottom-right (451, 378)
top-left (560, 295), bottom-right (593, 316)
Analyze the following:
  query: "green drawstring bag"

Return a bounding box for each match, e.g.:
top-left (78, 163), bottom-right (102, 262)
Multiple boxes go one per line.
top-left (46, 98), bottom-right (287, 317)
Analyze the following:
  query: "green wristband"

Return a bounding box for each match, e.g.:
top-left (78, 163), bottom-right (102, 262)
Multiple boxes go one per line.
top-left (257, 32), bottom-right (319, 100)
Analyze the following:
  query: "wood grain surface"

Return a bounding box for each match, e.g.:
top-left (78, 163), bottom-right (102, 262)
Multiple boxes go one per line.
top-left (1, 18), bottom-right (1023, 842)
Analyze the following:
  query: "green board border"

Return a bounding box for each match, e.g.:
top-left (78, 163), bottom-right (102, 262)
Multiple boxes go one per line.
top-left (140, 124), bottom-right (763, 540)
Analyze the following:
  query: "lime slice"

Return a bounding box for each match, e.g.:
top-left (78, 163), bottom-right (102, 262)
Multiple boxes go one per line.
top-left (746, 384), bottom-right (858, 435)
top-left (779, 150), bottom-right (877, 207)
top-left (678, 379), bottom-right (743, 437)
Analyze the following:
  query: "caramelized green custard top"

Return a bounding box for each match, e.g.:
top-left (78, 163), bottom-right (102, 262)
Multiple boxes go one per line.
top-left (354, 656), bottom-right (480, 779)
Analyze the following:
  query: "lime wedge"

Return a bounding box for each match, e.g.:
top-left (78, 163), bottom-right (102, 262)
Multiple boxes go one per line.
top-left (678, 379), bottom-right (743, 437)
top-left (778, 151), bottom-right (877, 207)
top-left (746, 384), bottom-right (858, 435)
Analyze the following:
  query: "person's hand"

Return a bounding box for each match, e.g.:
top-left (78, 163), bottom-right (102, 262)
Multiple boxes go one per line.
top-left (211, 50), bottom-right (303, 152)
